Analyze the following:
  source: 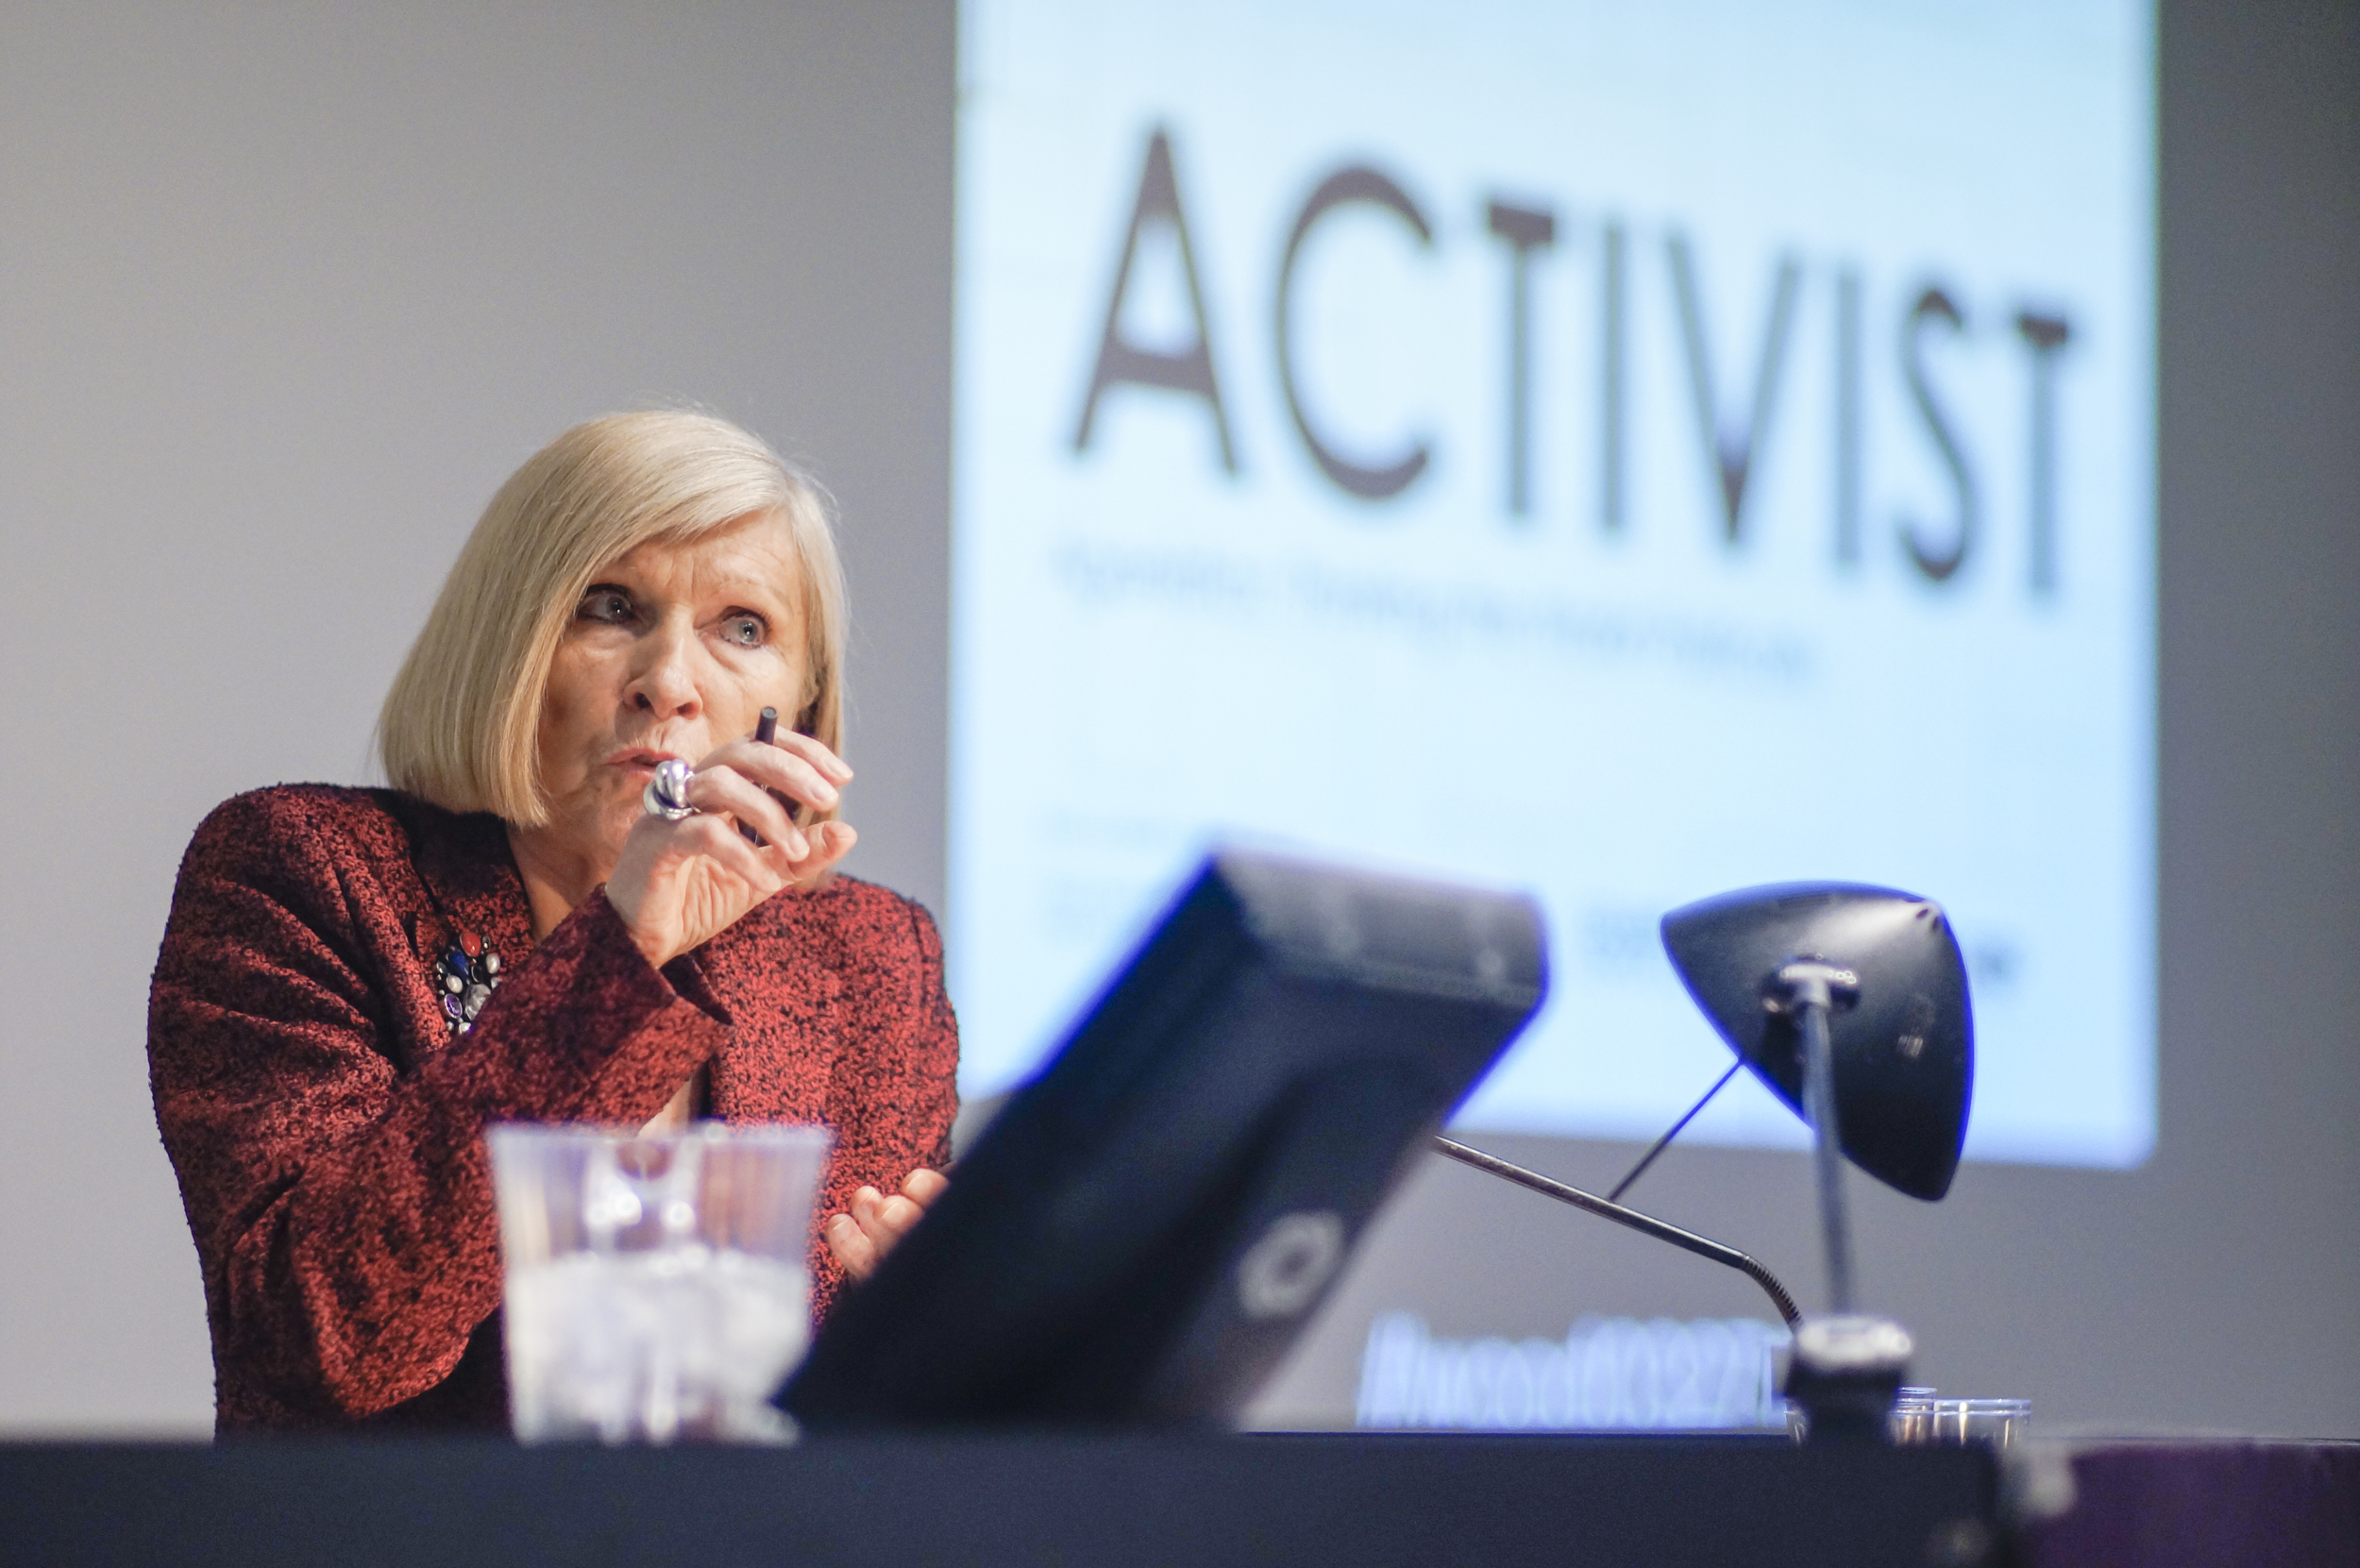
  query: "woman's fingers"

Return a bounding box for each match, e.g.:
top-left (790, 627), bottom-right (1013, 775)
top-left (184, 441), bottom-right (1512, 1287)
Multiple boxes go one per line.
top-left (684, 764), bottom-right (807, 858)
top-left (824, 1211), bottom-right (881, 1279)
top-left (700, 736), bottom-right (848, 818)
top-left (785, 820), bottom-right (857, 888)
top-left (857, 1182), bottom-right (928, 1238)
top-left (692, 812), bottom-right (795, 887)
top-left (604, 735), bottom-right (856, 968)
top-left (645, 816), bottom-right (794, 915)
top-left (766, 727), bottom-right (853, 784)
top-left (824, 1169), bottom-right (945, 1281)
top-left (616, 808), bottom-right (789, 908)
top-left (824, 1189), bottom-right (911, 1280)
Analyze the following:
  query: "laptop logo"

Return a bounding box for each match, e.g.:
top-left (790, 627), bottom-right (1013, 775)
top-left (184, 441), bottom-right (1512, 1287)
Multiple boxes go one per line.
top-left (1238, 1210), bottom-right (1347, 1320)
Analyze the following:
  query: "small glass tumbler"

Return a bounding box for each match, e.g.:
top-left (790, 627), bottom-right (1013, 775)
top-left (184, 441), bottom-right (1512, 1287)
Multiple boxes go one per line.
top-left (1785, 1385), bottom-right (1940, 1442)
top-left (1889, 1385), bottom-right (1940, 1442)
top-left (1922, 1397), bottom-right (2032, 1449)
top-left (487, 1121), bottom-right (833, 1445)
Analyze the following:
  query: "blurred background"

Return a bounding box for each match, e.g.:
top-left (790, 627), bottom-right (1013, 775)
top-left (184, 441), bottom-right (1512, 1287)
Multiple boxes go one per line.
top-left (0, 0), bottom-right (2352, 1438)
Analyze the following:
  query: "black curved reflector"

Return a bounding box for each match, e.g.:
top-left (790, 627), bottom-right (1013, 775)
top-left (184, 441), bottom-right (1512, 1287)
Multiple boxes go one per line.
top-left (1660, 883), bottom-right (1972, 1202)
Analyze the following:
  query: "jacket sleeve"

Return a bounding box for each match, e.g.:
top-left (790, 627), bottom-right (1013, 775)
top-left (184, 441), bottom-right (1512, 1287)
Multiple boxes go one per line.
top-left (810, 893), bottom-right (962, 1316)
top-left (147, 792), bottom-right (727, 1422)
top-left (889, 897), bottom-right (961, 1175)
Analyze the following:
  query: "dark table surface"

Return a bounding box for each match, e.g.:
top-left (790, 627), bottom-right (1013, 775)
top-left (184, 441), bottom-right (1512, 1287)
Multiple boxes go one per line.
top-left (8, 1430), bottom-right (2354, 1567)
top-left (3, 1430), bottom-right (1996, 1568)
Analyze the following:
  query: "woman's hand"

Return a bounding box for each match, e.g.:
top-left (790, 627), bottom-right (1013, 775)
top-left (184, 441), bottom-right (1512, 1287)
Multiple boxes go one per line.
top-left (603, 731), bottom-right (856, 968)
top-left (825, 1168), bottom-right (947, 1280)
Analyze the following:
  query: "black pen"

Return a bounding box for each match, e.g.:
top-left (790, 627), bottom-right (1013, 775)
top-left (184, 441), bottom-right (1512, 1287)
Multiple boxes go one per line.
top-left (741, 706), bottom-right (789, 847)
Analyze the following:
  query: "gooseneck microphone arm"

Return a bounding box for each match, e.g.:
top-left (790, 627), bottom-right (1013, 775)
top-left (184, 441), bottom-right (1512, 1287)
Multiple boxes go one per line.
top-left (1429, 1136), bottom-right (1802, 1328)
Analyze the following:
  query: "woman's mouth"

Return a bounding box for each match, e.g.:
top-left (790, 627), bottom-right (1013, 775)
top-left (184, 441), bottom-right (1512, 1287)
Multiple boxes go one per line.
top-left (605, 748), bottom-right (684, 776)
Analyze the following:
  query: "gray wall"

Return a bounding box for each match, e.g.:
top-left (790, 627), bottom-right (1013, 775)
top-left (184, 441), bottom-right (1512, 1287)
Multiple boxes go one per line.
top-left (0, 0), bottom-right (2353, 1438)
top-left (0, 1), bottom-right (953, 1429)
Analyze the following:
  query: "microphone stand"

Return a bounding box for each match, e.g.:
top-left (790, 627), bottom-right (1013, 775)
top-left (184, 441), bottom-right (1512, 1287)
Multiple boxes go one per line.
top-left (1764, 959), bottom-right (1913, 1440)
top-left (1771, 960), bottom-right (1861, 1314)
top-left (1436, 956), bottom-right (1920, 1442)
top-left (1429, 1136), bottom-right (1800, 1328)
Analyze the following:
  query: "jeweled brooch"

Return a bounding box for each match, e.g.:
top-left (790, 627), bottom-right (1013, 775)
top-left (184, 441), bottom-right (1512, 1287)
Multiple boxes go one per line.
top-left (433, 928), bottom-right (502, 1036)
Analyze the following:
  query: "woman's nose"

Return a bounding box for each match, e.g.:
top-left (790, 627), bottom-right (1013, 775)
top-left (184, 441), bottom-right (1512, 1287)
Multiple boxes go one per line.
top-left (625, 625), bottom-right (702, 717)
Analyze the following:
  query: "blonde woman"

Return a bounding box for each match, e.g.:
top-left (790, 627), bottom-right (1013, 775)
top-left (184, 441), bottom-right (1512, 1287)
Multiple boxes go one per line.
top-left (148, 412), bottom-right (953, 1431)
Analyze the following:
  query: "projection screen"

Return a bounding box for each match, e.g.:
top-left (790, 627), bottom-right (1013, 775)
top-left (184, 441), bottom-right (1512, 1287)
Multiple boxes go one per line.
top-left (950, 0), bottom-right (2154, 1167)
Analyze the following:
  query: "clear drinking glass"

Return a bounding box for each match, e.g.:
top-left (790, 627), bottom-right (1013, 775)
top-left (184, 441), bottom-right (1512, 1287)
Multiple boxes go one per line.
top-left (1923, 1397), bottom-right (2031, 1449)
top-left (1889, 1385), bottom-right (1940, 1442)
top-left (487, 1122), bottom-right (833, 1444)
top-left (1788, 1387), bottom-right (2012, 1445)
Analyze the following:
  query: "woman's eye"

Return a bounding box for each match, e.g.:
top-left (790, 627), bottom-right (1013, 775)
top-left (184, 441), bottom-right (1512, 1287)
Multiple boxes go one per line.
top-left (578, 590), bottom-right (634, 625)
top-left (723, 614), bottom-right (767, 648)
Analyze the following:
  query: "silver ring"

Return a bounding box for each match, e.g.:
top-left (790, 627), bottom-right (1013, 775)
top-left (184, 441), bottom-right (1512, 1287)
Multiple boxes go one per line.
top-left (641, 758), bottom-right (697, 822)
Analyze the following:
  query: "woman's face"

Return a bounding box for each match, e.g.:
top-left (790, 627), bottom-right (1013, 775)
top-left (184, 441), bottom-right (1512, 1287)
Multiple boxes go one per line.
top-left (533, 512), bottom-right (808, 864)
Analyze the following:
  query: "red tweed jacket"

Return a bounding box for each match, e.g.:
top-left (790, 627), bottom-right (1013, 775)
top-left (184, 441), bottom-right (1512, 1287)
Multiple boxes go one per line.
top-left (147, 784), bottom-right (958, 1433)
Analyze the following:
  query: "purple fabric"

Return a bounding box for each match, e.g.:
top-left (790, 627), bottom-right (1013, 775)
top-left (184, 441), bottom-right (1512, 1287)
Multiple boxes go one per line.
top-left (2020, 1442), bottom-right (2360, 1568)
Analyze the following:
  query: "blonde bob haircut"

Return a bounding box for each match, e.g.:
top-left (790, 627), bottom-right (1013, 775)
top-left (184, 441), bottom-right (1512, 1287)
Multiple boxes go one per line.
top-left (378, 411), bottom-right (848, 829)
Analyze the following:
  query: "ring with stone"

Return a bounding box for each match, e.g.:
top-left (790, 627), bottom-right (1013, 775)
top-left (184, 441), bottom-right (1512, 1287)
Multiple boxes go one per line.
top-left (641, 757), bottom-right (698, 822)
